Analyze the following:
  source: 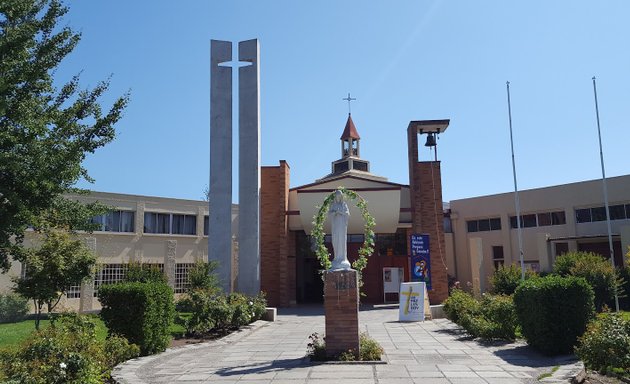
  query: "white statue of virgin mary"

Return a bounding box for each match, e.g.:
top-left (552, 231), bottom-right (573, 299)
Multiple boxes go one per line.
top-left (329, 190), bottom-right (351, 270)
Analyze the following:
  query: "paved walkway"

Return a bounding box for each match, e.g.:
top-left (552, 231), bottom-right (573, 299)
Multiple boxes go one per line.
top-left (113, 305), bottom-right (582, 384)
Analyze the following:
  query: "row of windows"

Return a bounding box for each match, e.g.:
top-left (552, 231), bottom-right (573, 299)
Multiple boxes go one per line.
top-left (143, 213), bottom-right (197, 235)
top-left (510, 211), bottom-right (566, 229)
top-left (91, 210), bottom-right (135, 232)
top-left (467, 217), bottom-right (501, 233)
top-left (67, 263), bottom-right (200, 298)
top-left (90, 211), bottom-right (210, 236)
top-left (575, 204), bottom-right (630, 223)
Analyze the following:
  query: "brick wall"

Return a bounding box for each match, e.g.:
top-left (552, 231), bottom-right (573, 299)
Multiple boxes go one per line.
top-left (407, 127), bottom-right (449, 303)
top-left (324, 270), bottom-right (360, 358)
top-left (260, 161), bottom-right (295, 307)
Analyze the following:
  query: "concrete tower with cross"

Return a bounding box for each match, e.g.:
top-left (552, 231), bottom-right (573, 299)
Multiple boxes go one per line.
top-left (209, 39), bottom-right (260, 295)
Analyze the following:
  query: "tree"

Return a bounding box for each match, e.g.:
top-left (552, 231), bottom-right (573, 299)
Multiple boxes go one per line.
top-left (12, 229), bottom-right (96, 329)
top-left (0, 0), bottom-right (129, 271)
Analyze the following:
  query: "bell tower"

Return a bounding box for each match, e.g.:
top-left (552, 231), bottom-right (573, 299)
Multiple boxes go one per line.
top-left (407, 119), bottom-right (450, 304)
top-left (341, 114), bottom-right (360, 158)
top-left (329, 114), bottom-right (370, 175)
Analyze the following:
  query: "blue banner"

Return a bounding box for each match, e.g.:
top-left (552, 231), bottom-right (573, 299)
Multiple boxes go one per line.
top-left (410, 234), bottom-right (431, 290)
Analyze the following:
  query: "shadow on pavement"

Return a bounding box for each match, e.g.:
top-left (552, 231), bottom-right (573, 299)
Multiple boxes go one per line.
top-left (214, 357), bottom-right (306, 376)
top-left (277, 305), bottom-right (324, 317)
top-left (435, 327), bottom-right (576, 368)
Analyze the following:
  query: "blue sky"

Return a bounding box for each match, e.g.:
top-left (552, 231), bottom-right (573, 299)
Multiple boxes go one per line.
top-left (66, 1), bottom-right (630, 203)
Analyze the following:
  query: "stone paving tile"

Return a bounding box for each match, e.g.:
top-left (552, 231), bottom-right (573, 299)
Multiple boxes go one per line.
top-left (442, 371), bottom-right (480, 378)
top-left (408, 370), bottom-right (445, 378)
top-left (483, 378), bottom-right (524, 384)
top-left (377, 378), bottom-right (415, 384)
top-left (112, 306), bottom-right (584, 384)
top-left (448, 378), bottom-right (488, 384)
top-left (436, 364), bottom-right (472, 371)
top-left (309, 379), bottom-right (376, 384)
top-left (411, 378), bottom-right (450, 384)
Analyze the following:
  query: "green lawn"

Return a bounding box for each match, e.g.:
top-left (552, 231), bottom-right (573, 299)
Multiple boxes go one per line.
top-left (0, 316), bottom-right (108, 350)
top-left (1, 314), bottom-right (187, 350)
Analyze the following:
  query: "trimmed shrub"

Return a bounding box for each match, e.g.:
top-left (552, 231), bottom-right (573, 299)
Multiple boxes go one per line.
top-left (0, 293), bottom-right (29, 323)
top-left (443, 289), bottom-right (480, 323)
top-left (575, 313), bottom-right (630, 376)
top-left (99, 282), bottom-right (175, 355)
top-left (0, 313), bottom-right (139, 383)
top-left (553, 251), bottom-right (618, 311)
top-left (187, 260), bottom-right (220, 293)
top-left (514, 275), bottom-right (595, 355)
top-left (124, 262), bottom-right (168, 284)
top-left (490, 265), bottom-right (536, 295)
top-left (182, 291), bottom-right (268, 336)
top-left (455, 294), bottom-right (518, 340)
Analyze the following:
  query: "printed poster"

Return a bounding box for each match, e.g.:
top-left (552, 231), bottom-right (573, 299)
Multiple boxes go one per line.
top-left (399, 282), bottom-right (425, 322)
top-left (410, 234), bottom-right (431, 290)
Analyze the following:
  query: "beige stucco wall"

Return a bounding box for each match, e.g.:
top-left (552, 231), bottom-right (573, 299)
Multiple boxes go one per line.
top-left (448, 175), bottom-right (630, 293)
top-left (1, 191), bottom-right (239, 312)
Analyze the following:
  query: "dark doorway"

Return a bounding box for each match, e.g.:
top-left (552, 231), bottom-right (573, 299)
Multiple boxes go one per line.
top-left (295, 231), bottom-right (324, 303)
top-left (578, 240), bottom-right (623, 267)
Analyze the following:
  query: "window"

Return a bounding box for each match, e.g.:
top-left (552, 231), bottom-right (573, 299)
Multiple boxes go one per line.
top-left (467, 218), bottom-right (501, 233)
top-left (537, 212), bottom-right (552, 227)
top-left (66, 285), bottom-right (81, 299)
top-left (575, 208), bottom-right (591, 223)
top-left (492, 246), bottom-right (504, 270)
top-left (91, 210), bottom-right (135, 232)
top-left (94, 264), bottom-right (129, 296)
top-left (175, 263), bottom-right (195, 294)
top-left (609, 205), bottom-right (626, 220)
top-left (512, 215), bottom-right (537, 228)
top-left (591, 207), bottom-right (607, 222)
top-left (576, 204), bottom-right (630, 223)
top-left (551, 211), bottom-right (566, 225)
top-left (172, 214), bottom-right (196, 235)
top-left (478, 219), bottom-right (490, 232)
top-left (204, 216), bottom-right (209, 236)
top-left (511, 210), bottom-right (566, 228)
top-left (522, 214), bottom-right (537, 228)
top-left (443, 217), bottom-right (452, 233)
top-left (144, 213), bottom-right (196, 235)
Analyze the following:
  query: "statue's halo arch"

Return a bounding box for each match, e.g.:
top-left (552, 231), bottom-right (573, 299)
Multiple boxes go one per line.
top-left (310, 187), bottom-right (376, 289)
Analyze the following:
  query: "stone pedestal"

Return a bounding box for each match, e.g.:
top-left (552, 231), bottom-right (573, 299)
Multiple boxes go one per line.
top-left (324, 269), bottom-right (359, 358)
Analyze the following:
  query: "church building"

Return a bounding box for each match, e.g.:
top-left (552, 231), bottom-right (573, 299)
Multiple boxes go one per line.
top-left (259, 114), bottom-right (451, 307)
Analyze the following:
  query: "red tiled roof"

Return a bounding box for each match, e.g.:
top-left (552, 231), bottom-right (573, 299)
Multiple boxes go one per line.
top-left (340, 114), bottom-right (360, 140)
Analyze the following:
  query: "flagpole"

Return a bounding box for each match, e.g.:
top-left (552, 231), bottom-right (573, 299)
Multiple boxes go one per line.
top-left (592, 76), bottom-right (619, 312)
top-left (506, 81), bottom-right (525, 280)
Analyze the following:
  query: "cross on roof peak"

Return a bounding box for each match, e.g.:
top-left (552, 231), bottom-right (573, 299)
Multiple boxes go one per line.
top-left (342, 93), bottom-right (356, 115)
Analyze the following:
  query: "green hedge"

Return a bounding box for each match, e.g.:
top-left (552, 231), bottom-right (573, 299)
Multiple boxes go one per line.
top-left (180, 290), bottom-right (267, 336)
top-left (514, 275), bottom-right (594, 355)
top-left (443, 290), bottom-right (518, 340)
top-left (576, 313), bottom-right (630, 376)
top-left (99, 282), bottom-right (175, 355)
top-left (0, 293), bottom-right (29, 323)
top-left (490, 265), bottom-right (536, 295)
top-left (443, 289), bottom-right (480, 324)
top-left (553, 251), bottom-right (618, 311)
top-left (0, 313), bottom-right (139, 383)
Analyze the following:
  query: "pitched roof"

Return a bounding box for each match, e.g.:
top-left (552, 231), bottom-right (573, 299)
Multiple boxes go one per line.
top-left (340, 114), bottom-right (361, 140)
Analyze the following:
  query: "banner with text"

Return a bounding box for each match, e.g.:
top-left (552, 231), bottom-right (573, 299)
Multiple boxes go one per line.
top-left (399, 282), bottom-right (425, 322)
top-left (410, 234), bottom-right (431, 290)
